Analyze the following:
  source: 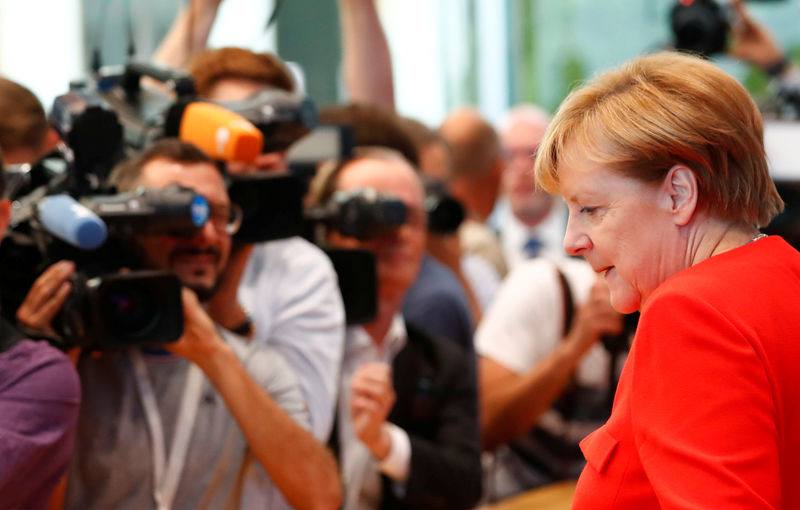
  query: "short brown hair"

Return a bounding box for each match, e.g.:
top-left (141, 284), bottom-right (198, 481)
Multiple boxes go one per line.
top-left (401, 117), bottom-right (442, 150)
top-left (0, 77), bottom-right (47, 154)
top-left (109, 138), bottom-right (215, 192)
top-left (535, 51), bottom-right (783, 228)
top-left (319, 103), bottom-right (419, 167)
top-left (189, 47), bottom-right (296, 96)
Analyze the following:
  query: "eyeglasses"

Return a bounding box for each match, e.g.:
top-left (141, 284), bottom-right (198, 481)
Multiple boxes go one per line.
top-left (208, 203), bottom-right (243, 235)
top-left (502, 146), bottom-right (540, 163)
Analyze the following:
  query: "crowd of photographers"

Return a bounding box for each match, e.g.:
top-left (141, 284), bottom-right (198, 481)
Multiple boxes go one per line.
top-left (1, 0), bottom-right (797, 509)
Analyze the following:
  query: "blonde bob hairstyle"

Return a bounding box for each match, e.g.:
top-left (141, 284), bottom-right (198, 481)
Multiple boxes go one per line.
top-left (535, 51), bottom-right (783, 228)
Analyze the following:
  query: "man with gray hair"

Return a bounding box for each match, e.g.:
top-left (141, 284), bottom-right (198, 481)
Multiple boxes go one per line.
top-left (477, 104), bottom-right (623, 500)
top-left (494, 104), bottom-right (566, 269)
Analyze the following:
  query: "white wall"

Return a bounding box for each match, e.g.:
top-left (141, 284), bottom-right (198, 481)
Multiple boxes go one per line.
top-left (377, 0), bottom-right (509, 127)
top-left (0, 0), bottom-right (86, 111)
top-left (208, 0), bottom-right (277, 53)
top-left (378, 0), bottom-right (447, 126)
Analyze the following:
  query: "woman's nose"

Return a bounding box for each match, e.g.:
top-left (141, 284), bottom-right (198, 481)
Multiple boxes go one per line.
top-left (563, 216), bottom-right (591, 256)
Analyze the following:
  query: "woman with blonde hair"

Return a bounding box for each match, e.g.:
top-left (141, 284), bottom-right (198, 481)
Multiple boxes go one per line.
top-left (535, 51), bottom-right (799, 509)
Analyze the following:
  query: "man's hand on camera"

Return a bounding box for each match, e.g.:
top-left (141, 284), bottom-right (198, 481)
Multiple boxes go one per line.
top-left (16, 260), bottom-right (75, 337)
top-left (166, 287), bottom-right (230, 367)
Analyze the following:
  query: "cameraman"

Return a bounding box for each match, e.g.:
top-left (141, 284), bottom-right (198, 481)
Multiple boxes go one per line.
top-left (308, 148), bottom-right (482, 510)
top-left (184, 47), bottom-right (347, 449)
top-left (17, 139), bottom-right (340, 509)
top-left (0, 146), bottom-right (81, 510)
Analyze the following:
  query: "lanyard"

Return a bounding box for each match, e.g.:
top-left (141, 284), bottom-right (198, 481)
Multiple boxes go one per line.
top-left (131, 349), bottom-right (204, 510)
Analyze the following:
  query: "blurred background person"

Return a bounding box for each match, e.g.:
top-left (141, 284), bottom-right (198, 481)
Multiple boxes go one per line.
top-left (402, 116), bottom-right (499, 314)
top-left (0, 143), bottom-right (81, 510)
top-left (439, 108), bottom-right (508, 281)
top-left (0, 77), bottom-right (60, 166)
top-left (319, 103), bottom-right (476, 359)
top-left (183, 46), bottom-right (347, 448)
top-left (478, 268), bottom-right (623, 501)
top-left (495, 104), bottom-right (568, 269)
top-left (309, 147), bottom-right (482, 510)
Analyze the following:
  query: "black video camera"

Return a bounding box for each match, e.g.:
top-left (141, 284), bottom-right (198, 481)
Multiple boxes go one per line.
top-left (671, 0), bottom-right (730, 57)
top-left (424, 178), bottom-right (464, 235)
top-left (306, 188), bottom-right (408, 240)
top-left (217, 88), bottom-right (318, 154)
top-left (0, 183), bottom-right (210, 350)
top-left (59, 271), bottom-right (183, 348)
top-left (671, 0), bottom-right (785, 57)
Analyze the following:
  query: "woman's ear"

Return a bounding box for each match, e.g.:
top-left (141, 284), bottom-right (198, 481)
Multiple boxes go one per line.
top-left (662, 165), bottom-right (698, 226)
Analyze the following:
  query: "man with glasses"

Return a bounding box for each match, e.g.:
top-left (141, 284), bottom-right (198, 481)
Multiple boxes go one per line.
top-left (185, 48), bottom-right (348, 458)
top-left (494, 105), bottom-right (565, 269)
top-left (17, 139), bottom-right (341, 509)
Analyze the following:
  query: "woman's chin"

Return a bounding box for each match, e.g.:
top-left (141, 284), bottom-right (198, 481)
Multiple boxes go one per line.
top-left (610, 292), bottom-right (641, 315)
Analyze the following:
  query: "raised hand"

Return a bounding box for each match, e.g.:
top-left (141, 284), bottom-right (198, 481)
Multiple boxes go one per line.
top-left (350, 362), bottom-right (396, 459)
top-left (16, 260), bottom-right (75, 337)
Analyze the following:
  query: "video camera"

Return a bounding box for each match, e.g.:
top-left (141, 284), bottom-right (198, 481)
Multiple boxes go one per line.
top-left (2, 60), bottom-right (378, 343)
top-left (0, 63), bottom-right (215, 349)
top-left (306, 189), bottom-right (407, 240)
top-left (670, 0), bottom-right (784, 57)
top-left (0, 180), bottom-right (211, 349)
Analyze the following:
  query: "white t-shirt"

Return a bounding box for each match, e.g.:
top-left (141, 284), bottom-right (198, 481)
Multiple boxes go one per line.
top-left (238, 237), bottom-right (346, 441)
top-left (66, 331), bottom-right (308, 509)
top-left (476, 256), bottom-right (608, 387)
top-left (476, 257), bottom-right (617, 498)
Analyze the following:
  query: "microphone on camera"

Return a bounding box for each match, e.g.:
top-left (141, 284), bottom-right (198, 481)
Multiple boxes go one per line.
top-left (165, 101), bottom-right (264, 163)
top-left (37, 194), bottom-right (108, 250)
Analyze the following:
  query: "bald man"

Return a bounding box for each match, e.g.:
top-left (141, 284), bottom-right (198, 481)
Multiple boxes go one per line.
top-left (439, 108), bottom-right (507, 278)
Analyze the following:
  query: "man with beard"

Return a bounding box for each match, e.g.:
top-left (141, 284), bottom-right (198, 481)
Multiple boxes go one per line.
top-left (17, 140), bottom-right (341, 509)
top-left (309, 147), bottom-right (481, 510)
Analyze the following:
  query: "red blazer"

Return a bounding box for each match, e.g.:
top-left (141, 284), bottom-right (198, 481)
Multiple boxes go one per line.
top-left (572, 236), bottom-right (800, 509)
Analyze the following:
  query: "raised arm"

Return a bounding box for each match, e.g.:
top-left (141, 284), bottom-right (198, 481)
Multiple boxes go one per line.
top-left (169, 288), bottom-right (342, 510)
top-left (479, 275), bottom-right (621, 451)
top-left (728, 0), bottom-right (792, 75)
top-left (337, 0), bottom-right (395, 109)
top-left (152, 0), bottom-right (223, 69)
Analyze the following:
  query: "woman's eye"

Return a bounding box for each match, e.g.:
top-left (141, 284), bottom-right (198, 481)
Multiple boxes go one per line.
top-left (580, 206), bottom-right (596, 215)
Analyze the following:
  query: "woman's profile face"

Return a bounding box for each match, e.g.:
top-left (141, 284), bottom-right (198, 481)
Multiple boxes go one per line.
top-left (558, 148), bottom-right (683, 313)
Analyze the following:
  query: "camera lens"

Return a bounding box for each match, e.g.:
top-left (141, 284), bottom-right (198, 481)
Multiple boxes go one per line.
top-left (671, 0), bottom-right (728, 56)
top-left (427, 196), bottom-right (465, 234)
top-left (103, 284), bottom-right (161, 340)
